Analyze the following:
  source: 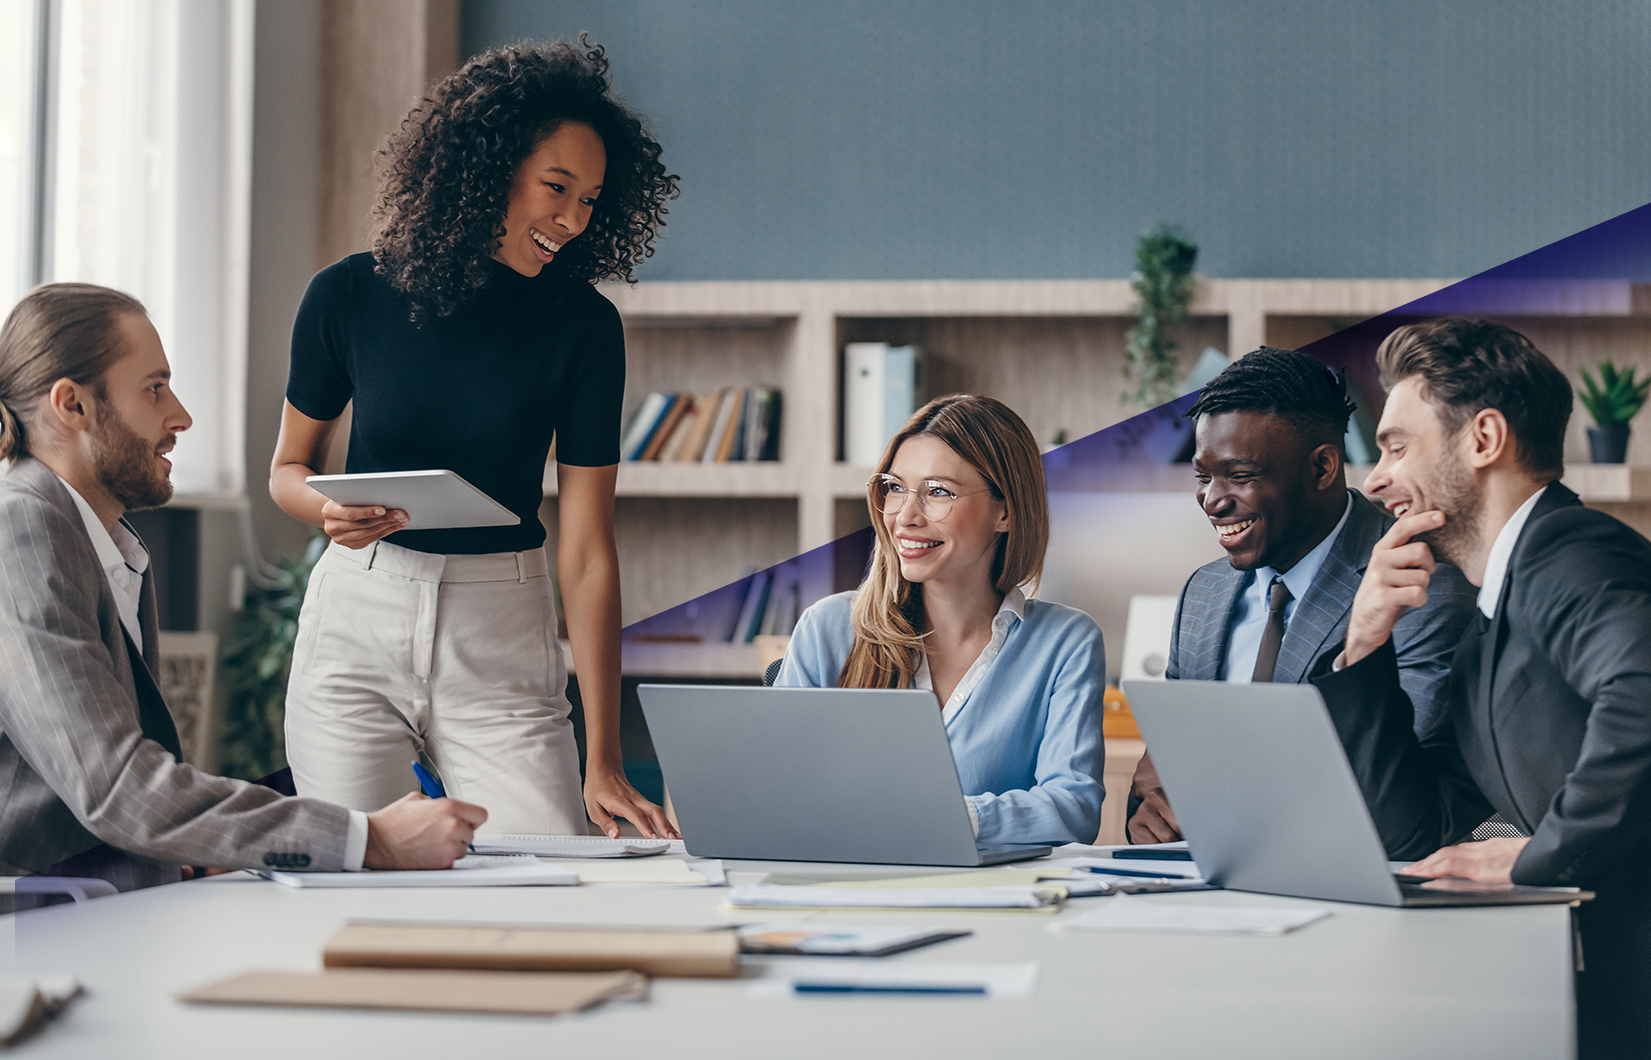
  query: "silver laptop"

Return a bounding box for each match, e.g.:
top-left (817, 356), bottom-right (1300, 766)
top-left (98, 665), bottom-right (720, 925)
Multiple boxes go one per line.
top-left (1120, 680), bottom-right (1589, 908)
top-left (637, 685), bottom-right (1051, 867)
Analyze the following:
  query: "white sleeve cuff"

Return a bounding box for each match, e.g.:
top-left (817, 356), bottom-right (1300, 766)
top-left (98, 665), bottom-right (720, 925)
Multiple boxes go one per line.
top-left (344, 810), bottom-right (369, 871)
top-left (965, 797), bottom-right (980, 838)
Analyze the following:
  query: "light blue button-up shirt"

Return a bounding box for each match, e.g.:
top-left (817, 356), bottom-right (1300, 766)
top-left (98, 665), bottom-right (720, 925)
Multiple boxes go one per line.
top-left (1221, 493), bottom-right (1353, 681)
top-left (776, 590), bottom-right (1106, 845)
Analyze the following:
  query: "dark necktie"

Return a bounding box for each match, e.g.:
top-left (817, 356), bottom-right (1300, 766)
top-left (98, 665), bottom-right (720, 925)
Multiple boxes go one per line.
top-left (1250, 578), bottom-right (1293, 683)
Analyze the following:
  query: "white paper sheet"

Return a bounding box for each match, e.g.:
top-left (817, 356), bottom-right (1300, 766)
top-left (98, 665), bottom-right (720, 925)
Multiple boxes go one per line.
top-left (254, 856), bottom-right (578, 889)
top-left (1048, 855), bottom-right (1205, 879)
top-left (749, 959), bottom-right (1038, 998)
top-left (1055, 897), bottom-right (1330, 935)
top-left (557, 858), bottom-right (716, 885)
top-left (467, 835), bottom-right (674, 858)
top-left (728, 884), bottom-right (1061, 910)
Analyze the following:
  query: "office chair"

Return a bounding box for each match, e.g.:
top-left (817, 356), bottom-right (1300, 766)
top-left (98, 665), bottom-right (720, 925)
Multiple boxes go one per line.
top-left (763, 657), bottom-right (784, 686)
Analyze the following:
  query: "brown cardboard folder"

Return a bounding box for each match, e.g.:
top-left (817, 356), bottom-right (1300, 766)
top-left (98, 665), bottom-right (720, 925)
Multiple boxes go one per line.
top-left (177, 968), bottom-right (647, 1016)
top-left (322, 922), bottom-right (741, 978)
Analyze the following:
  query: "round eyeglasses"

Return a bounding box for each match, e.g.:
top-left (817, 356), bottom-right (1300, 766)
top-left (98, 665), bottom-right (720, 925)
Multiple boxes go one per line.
top-left (868, 474), bottom-right (996, 521)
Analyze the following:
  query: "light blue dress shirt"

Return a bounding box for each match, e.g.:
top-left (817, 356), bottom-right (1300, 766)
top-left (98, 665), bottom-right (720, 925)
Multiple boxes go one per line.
top-left (775, 590), bottom-right (1106, 846)
top-left (1221, 494), bottom-right (1354, 682)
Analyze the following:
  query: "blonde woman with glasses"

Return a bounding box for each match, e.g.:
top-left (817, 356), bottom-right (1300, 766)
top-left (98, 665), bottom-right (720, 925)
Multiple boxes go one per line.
top-left (775, 394), bottom-right (1105, 845)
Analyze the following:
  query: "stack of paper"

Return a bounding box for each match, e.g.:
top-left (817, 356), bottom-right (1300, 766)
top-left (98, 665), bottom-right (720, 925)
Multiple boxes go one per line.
top-left (557, 858), bottom-right (722, 886)
top-left (738, 924), bottom-right (970, 957)
top-left (1055, 898), bottom-right (1330, 935)
top-left (179, 968), bottom-right (647, 1016)
top-left (727, 883), bottom-right (1062, 911)
top-left (323, 922), bottom-right (741, 978)
top-left (467, 835), bottom-right (675, 858)
top-left (253, 855), bottom-right (578, 888)
top-left (1049, 841), bottom-right (1205, 881)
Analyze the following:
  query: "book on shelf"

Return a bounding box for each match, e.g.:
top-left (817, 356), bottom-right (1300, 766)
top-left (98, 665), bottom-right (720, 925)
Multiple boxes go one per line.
top-left (715, 389), bottom-right (747, 462)
top-left (616, 387), bottom-right (783, 463)
top-left (760, 564), bottom-right (800, 637)
top-left (657, 395), bottom-right (702, 461)
top-left (678, 387), bottom-right (725, 462)
top-left (730, 569), bottom-right (771, 643)
top-left (700, 388), bottom-right (739, 463)
top-left (744, 388), bottom-right (782, 461)
top-left (725, 562), bottom-right (802, 644)
top-left (620, 391), bottom-right (673, 461)
top-left (639, 394), bottom-right (691, 461)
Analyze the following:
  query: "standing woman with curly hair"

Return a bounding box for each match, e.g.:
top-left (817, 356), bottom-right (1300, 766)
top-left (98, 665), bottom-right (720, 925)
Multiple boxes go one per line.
top-left (269, 40), bottom-right (678, 840)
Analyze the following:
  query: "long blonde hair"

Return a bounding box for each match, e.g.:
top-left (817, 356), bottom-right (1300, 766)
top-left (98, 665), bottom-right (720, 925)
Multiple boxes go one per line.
top-left (839, 394), bottom-right (1049, 689)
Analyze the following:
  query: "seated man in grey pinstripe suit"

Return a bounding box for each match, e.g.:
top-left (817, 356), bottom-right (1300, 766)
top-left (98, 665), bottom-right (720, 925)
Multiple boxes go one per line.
top-left (0, 283), bottom-right (488, 891)
top-left (1128, 347), bottom-right (1476, 844)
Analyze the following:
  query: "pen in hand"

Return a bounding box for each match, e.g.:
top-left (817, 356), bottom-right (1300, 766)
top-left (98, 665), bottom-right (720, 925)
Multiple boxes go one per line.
top-left (412, 761), bottom-right (479, 855)
top-left (411, 760), bottom-right (446, 799)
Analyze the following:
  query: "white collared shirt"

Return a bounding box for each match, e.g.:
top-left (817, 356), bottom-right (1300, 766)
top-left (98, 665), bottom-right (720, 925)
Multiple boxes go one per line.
top-left (54, 473), bottom-right (369, 870)
top-left (1477, 485), bottom-right (1549, 618)
top-left (57, 476), bottom-right (149, 654)
top-left (913, 587), bottom-right (1027, 836)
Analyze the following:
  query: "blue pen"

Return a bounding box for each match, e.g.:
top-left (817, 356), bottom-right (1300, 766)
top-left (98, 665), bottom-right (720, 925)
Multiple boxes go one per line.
top-left (793, 984), bottom-right (987, 995)
top-left (411, 760), bottom-right (446, 799)
top-left (1077, 865), bottom-right (1189, 880)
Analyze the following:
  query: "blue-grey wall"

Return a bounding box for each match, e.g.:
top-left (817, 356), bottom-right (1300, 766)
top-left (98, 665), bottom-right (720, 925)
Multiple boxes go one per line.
top-left (463, 1), bottom-right (1651, 281)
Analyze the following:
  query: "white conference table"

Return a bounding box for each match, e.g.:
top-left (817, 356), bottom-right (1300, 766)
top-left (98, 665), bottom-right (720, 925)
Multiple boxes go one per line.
top-left (6, 855), bottom-right (1575, 1060)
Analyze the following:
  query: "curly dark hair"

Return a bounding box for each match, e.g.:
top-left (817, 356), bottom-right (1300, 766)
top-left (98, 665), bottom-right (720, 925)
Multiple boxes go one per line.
top-left (1186, 346), bottom-right (1357, 450)
top-left (371, 38), bottom-right (678, 319)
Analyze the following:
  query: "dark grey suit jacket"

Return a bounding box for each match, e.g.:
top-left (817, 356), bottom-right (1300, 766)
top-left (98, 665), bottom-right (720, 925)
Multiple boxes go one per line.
top-left (1167, 489), bottom-right (1476, 734)
top-left (0, 456), bottom-right (351, 882)
top-left (1312, 483), bottom-right (1651, 1054)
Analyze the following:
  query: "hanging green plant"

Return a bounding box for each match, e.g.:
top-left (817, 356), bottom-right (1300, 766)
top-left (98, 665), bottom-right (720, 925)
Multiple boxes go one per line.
top-left (218, 533), bottom-right (326, 781)
top-left (1123, 223), bottom-right (1199, 408)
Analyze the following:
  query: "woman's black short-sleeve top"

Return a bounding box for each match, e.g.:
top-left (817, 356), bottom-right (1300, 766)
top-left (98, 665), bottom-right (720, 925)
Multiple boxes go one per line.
top-left (286, 253), bottom-right (624, 555)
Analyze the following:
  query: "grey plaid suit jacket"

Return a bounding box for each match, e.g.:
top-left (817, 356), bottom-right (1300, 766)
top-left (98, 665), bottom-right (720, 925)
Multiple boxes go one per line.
top-left (0, 456), bottom-right (350, 882)
top-left (1165, 489), bottom-right (1476, 733)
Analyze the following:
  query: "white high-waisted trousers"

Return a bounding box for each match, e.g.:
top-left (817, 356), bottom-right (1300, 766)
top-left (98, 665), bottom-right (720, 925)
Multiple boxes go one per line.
top-left (283, 538), bottom-right (585, 835)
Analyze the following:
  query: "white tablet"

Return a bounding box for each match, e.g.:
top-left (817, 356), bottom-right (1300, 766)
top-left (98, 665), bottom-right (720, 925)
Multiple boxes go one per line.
top-left (305, 470), bottom-right (520, 531)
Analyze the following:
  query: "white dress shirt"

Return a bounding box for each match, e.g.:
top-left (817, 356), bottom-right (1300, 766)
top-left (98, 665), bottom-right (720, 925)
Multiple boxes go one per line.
top-left (56, 474), bottom-right (369, 870)
top-left (913, 587), bottom-right (1027, 835)
top-left (58, 477), bottom-right (149, 654)
top-left (1476, 485), bottom-right (1548, 618)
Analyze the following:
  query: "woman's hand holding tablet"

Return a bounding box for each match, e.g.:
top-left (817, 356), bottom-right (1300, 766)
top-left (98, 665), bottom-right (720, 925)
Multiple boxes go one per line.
top-left (318, 499), bottom-right (408, 549)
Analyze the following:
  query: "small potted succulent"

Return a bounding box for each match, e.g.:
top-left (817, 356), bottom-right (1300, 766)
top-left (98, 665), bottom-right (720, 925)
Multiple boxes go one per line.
top-left (1576, 359), bottom-right (1651, 464)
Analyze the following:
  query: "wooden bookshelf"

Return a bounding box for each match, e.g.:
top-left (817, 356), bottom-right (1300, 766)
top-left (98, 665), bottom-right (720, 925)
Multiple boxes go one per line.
top-left (547, 277), bottom-right (1651, 654)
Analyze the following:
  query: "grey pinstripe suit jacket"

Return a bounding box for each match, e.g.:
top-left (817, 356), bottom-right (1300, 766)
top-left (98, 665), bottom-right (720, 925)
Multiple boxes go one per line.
top-left (1166, 489), bottom-right (1476, 733)
top-left (0, 456), bottom-right (350, 880)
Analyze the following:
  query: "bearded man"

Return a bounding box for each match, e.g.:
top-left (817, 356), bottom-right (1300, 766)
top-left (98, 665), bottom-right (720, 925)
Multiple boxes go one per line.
top-left (1311, 317), bottom-right (1651, 1059)
top-left (0, 283), bottom-right (486, 892)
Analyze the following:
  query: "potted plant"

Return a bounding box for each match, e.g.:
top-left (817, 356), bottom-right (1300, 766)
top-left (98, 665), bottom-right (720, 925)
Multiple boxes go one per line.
top-left (1576, 359), bottom-right (1651, 464)
top-left (1123, 223), bottom-right (1198, 408)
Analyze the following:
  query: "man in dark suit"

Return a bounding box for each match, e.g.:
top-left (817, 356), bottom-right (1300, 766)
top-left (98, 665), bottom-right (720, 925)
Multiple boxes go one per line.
top-left (1128, 348), bottom-right (1476, 843)
top-left (1312, 318), bottom-right (1650, 1058)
